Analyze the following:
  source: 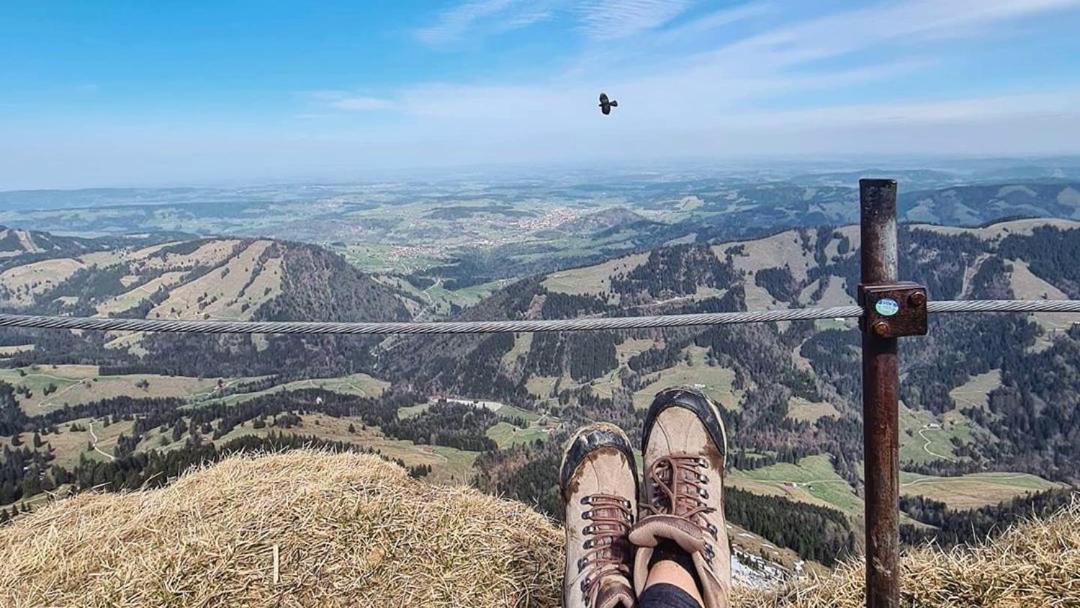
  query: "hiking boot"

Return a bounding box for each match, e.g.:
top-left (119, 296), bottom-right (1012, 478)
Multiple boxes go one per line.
top-left (629, 387), bottom-right (730, 608)
top-left (560, 422), bottom-right (639, 608)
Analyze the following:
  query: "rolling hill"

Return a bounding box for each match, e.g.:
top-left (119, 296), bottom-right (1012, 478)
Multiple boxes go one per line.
top-left (0, 231), bottom-right (413, 378)
top-left (1, 218), bottom-right (1077, 574)
top-left (384, 218), bottom-right (1080, 528)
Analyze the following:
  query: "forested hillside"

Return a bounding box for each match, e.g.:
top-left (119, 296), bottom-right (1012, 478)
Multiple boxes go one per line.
top-left (391, 219), bottom-right (1080, 553)
top-left (1, 219), bottom-right (1077, 571)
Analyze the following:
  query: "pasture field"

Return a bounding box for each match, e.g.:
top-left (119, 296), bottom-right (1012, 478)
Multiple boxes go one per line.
top-left (216, 373), bottom-right (389, 406)
top-left (541, 252), bottom-right (649, 301)
top-left (493, 403), bottom-right (543, 423)
top-left (0, 365), bottom-right (223, 415)
top-left (730, 454), bottom-right (864, 517)
top-left (631, 361), bottom-right (740, 410)
top-left (729, 452), bottom-right (1065, 521)
top-left (7, 417), bottom-right (135, 470)
top-left (786, 397), bottom-right (840, 424)
top-left (899, 403), bottom-right (981, 464)
top-left (486, 421), bottom-right (549, 448)
top-left (0, 344), bottom-right (34, 356)
top-left (525, 375), bottom-right (559, 399)
top-left (499, 333), bottom-right (533, 372)
top-left (899, 471), bottom-right (1065, 509)
top-left (948, 370), bottom-right (1002, 410)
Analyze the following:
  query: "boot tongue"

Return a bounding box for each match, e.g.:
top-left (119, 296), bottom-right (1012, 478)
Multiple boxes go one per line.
top-left (628, 514), bottom-right (706, 555)
top-left (593, 576), bottom-right (635, 608)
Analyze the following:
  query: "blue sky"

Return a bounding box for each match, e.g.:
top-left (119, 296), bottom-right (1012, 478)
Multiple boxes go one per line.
top-left (3, 0), bottom-right (1080, 189)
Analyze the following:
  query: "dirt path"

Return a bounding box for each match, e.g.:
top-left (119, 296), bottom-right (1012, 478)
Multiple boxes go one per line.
top-left (917, 426), bottom-right (956, 461)
top-left (37, 381), bottom-right (80, 410)
top-left (87, 421), bottom-right (116, 461)
top-left (416, 446), bottom-right (449, 464)
top-left (901, 473), bottom-right (1034, 488)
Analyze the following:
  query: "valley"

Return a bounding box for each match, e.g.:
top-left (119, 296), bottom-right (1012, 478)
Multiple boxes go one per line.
top-left (1, 171), bottom-right (1078, 574)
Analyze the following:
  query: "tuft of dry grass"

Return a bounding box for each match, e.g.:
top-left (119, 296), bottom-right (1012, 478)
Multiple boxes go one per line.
top-left (2, 451), bottom-right (1075, 608)
top-left (0, 451), bottom-right (563, 608)
top-left (734, 496), bottom-right (1080, 607)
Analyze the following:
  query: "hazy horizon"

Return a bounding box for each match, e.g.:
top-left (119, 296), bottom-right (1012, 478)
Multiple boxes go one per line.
top-left (4, 0), bottom-right (1080, 190)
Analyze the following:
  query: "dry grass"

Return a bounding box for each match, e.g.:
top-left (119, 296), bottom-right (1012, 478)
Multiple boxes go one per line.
top-left (149, 240), bottom-right (282, 321)
top-left (0, 451), bottom-right (562, 608)
top-left (736, 497), bottom-right (1080, 607)
top-left (2, 451), bottom-right (1075, 608)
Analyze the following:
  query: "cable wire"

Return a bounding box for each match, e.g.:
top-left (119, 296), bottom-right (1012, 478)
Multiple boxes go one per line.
top-left (0, 299), bottom-right (1077, 336)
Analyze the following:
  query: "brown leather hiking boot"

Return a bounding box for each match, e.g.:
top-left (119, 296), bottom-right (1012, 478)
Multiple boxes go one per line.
top-left (629, 387), bottom-right (731, 608)
top-left (560, 423), bottom-right (639, 608)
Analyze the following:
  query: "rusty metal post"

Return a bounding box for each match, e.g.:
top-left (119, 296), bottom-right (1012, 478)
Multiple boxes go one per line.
top-left (860, 178), bottom-right (900, 608)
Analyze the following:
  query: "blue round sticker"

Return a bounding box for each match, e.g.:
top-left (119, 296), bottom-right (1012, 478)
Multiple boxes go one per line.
top-left (875, 298), bottom-right (900, 317)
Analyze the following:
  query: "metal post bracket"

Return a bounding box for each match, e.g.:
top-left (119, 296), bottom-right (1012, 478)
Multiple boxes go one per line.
top-left (858, 282), bottom-right (928, 338)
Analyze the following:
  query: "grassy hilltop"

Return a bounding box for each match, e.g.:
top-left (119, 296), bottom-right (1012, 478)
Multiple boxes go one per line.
top-left (1, 451), bottom-right (1076, 608)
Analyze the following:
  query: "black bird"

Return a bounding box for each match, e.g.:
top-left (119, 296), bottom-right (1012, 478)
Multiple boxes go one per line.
top-left (598, 92), bottom-right (618, 115)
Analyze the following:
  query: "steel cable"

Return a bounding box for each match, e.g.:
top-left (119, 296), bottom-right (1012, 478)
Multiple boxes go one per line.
top-left (0, 299), bottom-right (1077, 335)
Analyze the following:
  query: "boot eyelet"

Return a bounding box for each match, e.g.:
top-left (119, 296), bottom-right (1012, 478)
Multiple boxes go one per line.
top-left (580, 496), bottom-right (591, 505)
top-left (582, 510), bottom-right (592, 520)
top-left (699, 474), bottom-right (709, 483)
top-left (698, 458), bottom-right (708, 467)
top-left (581, 578), bottom-right (590, 592)
top-left (698, 488), bottom-right (709, 499)
top-left (578, 556), bottom-right (588, 572)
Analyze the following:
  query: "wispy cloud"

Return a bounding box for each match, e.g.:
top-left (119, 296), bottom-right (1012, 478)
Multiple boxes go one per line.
top-left (389, 0), bottom-right (1080, 153)
top-left (572, 0), bottom-right (694, 40)
top-left (308, 91), bottom-right (394, 112)
top-left (414, 0), bottom-right (697, 46)
top-left (415, 0), bottom-right (549, 46)
top-left (712, 0), bottom-right (1080, 71)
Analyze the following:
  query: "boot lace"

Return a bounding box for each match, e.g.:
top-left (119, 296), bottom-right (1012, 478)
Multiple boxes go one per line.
top-left (577, 493), bottom-right (633, 605)
top-left (642, 453), bottom-right (720, 561)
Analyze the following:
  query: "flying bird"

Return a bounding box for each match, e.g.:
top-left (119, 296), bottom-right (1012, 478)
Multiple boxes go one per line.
top-left (598, 92), bottom-right (618, 115)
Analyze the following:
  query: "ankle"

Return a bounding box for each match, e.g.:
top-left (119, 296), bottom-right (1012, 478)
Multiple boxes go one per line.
top-left (650, 540), bottom-right (697, 578)
top-left (643, 558), bottom-right (705, 607)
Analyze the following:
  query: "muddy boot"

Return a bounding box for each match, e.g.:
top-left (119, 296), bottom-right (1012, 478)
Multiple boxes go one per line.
top-left (629, 388), bottom-right (731, 608)
top-left (560, 422), bottom-right (639, 608)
